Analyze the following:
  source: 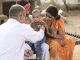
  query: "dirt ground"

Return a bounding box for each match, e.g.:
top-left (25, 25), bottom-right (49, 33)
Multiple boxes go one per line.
top-left (64, 11), bottom-right (80, 60)
top-left (64, 11), bottom-right (80, 35)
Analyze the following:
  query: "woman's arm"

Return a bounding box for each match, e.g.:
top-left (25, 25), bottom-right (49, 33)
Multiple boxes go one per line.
top-left (44, 25), bottom-right (54, 38)
top-left (53, 25), bottom-right (65, 40)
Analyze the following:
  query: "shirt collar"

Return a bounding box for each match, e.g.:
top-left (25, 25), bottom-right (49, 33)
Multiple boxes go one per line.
top-left (7, 18), bottom-right (21, 24)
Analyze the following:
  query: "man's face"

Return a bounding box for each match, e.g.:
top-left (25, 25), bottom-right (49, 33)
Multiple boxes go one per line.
top-left (18, 10), bottom-right (26, 23)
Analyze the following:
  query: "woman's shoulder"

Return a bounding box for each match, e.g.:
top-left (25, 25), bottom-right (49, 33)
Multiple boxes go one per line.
top-left (57, 18), bottom-right (64, 24)
top-left (56, 18), bottom-right (64, 27)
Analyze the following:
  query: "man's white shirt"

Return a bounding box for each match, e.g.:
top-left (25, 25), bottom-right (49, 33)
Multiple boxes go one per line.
top-left (0, 18), bottom-right (44, 60)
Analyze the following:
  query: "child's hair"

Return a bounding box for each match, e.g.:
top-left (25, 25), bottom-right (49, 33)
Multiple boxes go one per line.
top-left (32, 9), bottom-right (41, 14)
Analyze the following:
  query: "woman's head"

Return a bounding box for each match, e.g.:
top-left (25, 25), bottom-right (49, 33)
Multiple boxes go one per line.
top-left (17, 1), bottom-right (30, 15)
top-left (23, 3), bottom-right (31, 14)
top-left (46, 6), bottom-right (60, 20)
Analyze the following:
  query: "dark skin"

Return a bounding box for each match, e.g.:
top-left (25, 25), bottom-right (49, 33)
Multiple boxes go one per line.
top-left (16, 10), bottom-right (34, 57)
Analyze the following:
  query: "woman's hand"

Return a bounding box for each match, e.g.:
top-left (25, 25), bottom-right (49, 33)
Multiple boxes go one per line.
top-left (56, 39), bottom-right (65, 46)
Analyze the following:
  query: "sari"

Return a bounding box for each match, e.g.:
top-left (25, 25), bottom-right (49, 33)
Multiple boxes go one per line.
top-left (43, 17), bottom-right (75, 60)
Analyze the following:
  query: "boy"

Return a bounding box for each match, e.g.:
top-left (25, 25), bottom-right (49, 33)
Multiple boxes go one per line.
top-left (27, 9), bottom-right (45, 59)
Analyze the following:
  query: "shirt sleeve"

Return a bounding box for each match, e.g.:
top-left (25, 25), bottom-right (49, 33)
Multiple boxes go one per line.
top-left (24, 43), bottom-right (31, 50)
top-left (23, 24), bottom-right (44, 43)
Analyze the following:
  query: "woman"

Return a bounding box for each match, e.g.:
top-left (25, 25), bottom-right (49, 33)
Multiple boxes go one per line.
top-left (44, 6), bottom-right (75, 60)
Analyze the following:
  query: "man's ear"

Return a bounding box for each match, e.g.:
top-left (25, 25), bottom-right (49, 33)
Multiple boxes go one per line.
top-left (17, 15), bottom-right (22, 23)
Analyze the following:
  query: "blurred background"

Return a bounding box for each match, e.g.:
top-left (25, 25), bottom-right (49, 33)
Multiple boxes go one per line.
top-left (0, 0), bottom-right (80, 35)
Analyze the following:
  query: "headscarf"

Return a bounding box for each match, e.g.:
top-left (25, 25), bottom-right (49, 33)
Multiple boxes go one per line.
top-left (23, 3), bottom-right (31, 11)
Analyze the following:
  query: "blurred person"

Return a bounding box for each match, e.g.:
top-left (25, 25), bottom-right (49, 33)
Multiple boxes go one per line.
top-left (23, 2), bottom-right (32, 24)
top-left (23, 3), bottom-right (49, 60)
top-left (26, 9), bottom-right (49, 60)
top-left (31, 9), bottom-right (44, 59)
top-left (42, 6), bottom-right (75, 60)
top-left (0, 4), bottom-right (44, 60)
top-left (23, 3), bottom-right (49, 59)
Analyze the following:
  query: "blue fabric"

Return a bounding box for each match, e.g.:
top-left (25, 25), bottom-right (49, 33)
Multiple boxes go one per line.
top-left (25, 38), bottom-right (45, 59)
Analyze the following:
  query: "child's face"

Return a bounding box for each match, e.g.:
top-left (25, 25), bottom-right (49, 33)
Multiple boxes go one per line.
top-left (32, 12), bottom-right (41, 22)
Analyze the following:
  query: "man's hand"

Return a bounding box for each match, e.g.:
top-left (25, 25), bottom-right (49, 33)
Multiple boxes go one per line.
top-left (24, 50), bottom-right (33, 57)
top-left (31, 22), bottom-right (45, 31)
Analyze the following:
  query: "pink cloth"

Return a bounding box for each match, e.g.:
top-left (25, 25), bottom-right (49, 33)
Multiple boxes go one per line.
top-left (23, 3), bottom-right (31, 11)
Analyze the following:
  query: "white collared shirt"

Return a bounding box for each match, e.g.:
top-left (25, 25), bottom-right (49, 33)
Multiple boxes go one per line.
top-left (0, 18), bottom-right (44, 60)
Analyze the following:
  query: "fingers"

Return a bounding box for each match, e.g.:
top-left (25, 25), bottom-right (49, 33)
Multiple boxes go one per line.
top-left (24, 50), bottom-right (33, 57)
top-left (28, 50), bottom-right (34, 56)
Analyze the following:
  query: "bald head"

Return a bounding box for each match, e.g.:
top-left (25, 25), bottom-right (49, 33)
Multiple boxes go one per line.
top-left (9, 4), bottom-right (25, 18)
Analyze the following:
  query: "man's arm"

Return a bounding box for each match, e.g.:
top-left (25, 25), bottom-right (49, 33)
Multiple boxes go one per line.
top-left (23, 24), bottom-right (44, 43)
top-left (24, 44), bottom-right (33, 57)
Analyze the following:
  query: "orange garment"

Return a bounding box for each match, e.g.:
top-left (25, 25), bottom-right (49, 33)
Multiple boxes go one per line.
top-left (47, 18), bottom-right (75, 60)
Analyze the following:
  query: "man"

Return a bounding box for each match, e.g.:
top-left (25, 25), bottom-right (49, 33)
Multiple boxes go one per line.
top-left (0, 4), bottom-right (44, 60)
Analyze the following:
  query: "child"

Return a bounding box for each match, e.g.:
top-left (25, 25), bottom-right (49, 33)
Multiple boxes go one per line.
top-left (26, 9), bottom-right (45, 59)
